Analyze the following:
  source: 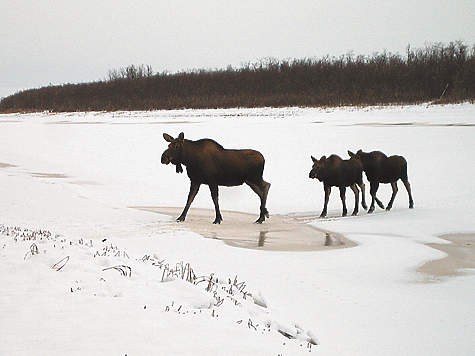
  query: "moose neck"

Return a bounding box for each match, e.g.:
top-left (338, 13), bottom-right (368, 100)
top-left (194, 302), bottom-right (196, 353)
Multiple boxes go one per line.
top-left (177, 138), bottom-right (219, 172)
top-left (178, 139), bottom-right (195, 167)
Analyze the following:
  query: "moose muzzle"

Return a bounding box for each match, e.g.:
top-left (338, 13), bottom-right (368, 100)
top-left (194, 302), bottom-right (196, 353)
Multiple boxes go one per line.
top-left (161, 152), bottom-right (171, 165)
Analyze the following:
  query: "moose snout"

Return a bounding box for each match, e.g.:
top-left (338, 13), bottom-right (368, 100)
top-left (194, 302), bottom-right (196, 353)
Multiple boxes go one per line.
top-left (309, 170), bottom-right (316, 179)
top-left (161, 152), bottom-right (171, 165)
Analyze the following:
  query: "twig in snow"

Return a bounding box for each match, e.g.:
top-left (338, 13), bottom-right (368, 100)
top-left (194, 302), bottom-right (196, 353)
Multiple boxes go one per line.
top-left (248, 319), bottom-right (257, 331)
top-left (24, 243), bottom-right (39, 259)
top-left (52, 256), bottom-right (70, 271)
top-left (103, 265), bottom-right (132, 277)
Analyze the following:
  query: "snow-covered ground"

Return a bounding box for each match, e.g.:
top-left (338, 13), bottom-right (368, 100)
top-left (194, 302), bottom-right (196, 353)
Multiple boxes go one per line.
top-left (1, 103), bottom-right (474, 355)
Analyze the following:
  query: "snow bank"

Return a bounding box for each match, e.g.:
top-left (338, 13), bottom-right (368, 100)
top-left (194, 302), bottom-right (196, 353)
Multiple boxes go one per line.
top-left (1, 103), bottom-right (475, 355)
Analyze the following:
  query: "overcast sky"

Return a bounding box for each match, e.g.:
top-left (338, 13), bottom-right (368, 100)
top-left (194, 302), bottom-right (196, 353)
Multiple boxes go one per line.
top-left (2, 0), bottom-right (474, 98)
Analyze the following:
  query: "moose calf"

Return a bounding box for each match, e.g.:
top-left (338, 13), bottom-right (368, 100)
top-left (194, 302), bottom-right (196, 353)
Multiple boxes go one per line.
top-left (161, 132), bottom-right (271, 224)
top-left (348, 150), bottom-right (414, 213)
top-left (309, 155), bottom-right (367, 218)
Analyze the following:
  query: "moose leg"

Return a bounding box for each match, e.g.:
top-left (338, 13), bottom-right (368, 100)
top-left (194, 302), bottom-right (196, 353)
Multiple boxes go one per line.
top-left (358, 182), bottom-right (368, 210)
top-left (368, 182), bottom-right (376, 213)
top-left (320, 185), bottom-right (331, 218)
top-left (246, 180), bottom-right (271, 224)
top-left (368, 181), bottom-right (384, 213)
top-left (386, 181), bottom-right (398, 211)
top-left (375, 196), bottom-right (385, 209)
top-left (259, 180), bottom-right (271, 221)
top-left (339, 186), bottom-right (348, 217)
top-left (350, 184), bottom-right (359, 216)
top-left (177, 181), bottom-right (201, 222)
top-left (402, 179), bottom-right (414, 209)
top-left (208, 184), bottom-right (223, 224)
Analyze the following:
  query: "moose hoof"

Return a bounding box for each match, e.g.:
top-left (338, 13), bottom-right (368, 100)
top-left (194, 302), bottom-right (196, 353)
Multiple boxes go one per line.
top-left (176, 216), bottom-right (186, 223)
top-left (213, 219), bottom-right (222, 225)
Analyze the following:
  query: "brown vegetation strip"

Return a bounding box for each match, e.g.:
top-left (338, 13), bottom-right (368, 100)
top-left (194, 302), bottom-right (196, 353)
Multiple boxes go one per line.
top-left (2, 41), bottom-right (473, 112)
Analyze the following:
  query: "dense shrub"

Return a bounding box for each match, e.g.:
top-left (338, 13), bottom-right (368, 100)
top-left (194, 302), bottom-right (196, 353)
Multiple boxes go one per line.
top-left (1, 41), bottom-right (474, 112)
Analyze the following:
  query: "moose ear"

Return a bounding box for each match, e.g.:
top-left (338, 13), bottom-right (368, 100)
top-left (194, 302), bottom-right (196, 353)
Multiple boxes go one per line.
top-left (311, 155), bottom-right (318, 163)
top-left (320, 155), bottom-right (326, 162)
top-left (356, 149), bottom-right (363, 155)
top-left (178, 132), bottom-right (185, 142)
top-left (163, 133), bottom-right (174, 142)
top-left (348, 150), bottom-right (355, 157)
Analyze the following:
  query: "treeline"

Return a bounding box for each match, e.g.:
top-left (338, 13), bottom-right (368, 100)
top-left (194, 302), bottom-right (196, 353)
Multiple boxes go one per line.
top-left (1, 41), bottom-right (474, 112)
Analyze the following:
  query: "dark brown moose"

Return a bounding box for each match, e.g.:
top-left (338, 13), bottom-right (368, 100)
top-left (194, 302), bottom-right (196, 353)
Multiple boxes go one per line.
top-left (348, 150), bottom-right (414, 213)
top-left (309, 155), bottom-right (367, 218)
top-left (161, 132), bottom-right (271, 224)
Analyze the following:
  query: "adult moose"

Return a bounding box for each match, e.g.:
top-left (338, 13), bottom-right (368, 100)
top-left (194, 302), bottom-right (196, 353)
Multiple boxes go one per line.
top-left (348, 150), bottom-right (414, 213)
top-left (309, 155), bottom-right (367, 218)
top-left (161, 132), bottom-right (271, 224)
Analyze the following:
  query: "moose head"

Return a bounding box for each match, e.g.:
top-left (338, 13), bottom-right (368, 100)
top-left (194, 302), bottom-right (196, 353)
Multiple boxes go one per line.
top-left (309, 155), bottom-right (327, 181)
top-left (161, 132), bottom-right (185, 173)
top-left (347, 149), bottom-right (364, 160)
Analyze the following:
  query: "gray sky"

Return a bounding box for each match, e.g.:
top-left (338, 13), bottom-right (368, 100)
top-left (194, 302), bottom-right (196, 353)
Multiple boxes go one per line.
top-left (2, 0), bottom-right (474, 99)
